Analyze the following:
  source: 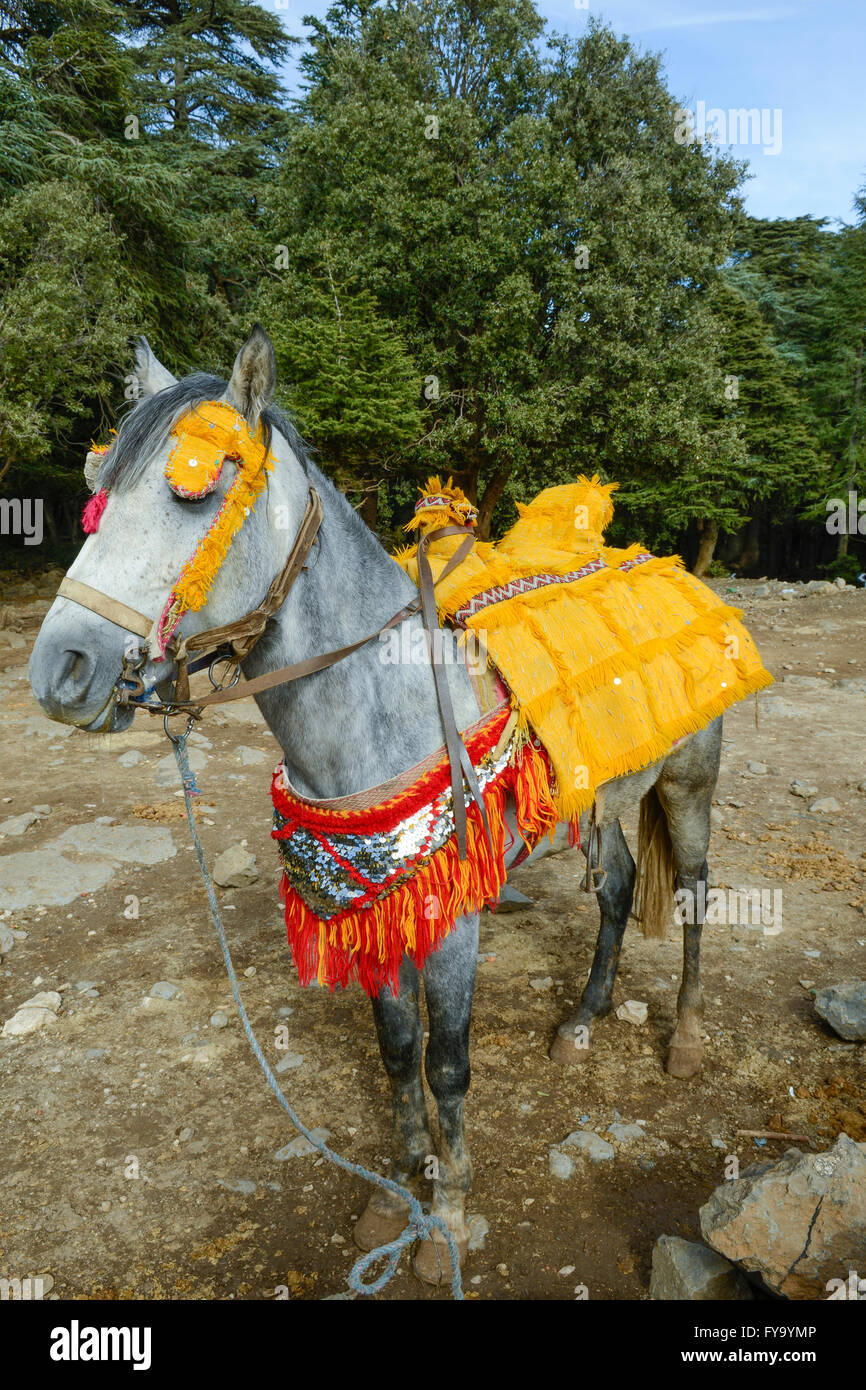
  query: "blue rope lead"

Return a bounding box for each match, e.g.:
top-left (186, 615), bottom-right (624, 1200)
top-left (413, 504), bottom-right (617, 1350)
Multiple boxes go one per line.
top-left (169, 726), bottom-right (464, 1300)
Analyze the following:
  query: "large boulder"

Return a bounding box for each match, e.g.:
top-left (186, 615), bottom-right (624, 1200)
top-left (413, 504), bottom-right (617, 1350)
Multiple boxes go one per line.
top-left (700, 1134), bottom-right (866, 1300)
top-left (813, 981), bottom-right (866, 1041)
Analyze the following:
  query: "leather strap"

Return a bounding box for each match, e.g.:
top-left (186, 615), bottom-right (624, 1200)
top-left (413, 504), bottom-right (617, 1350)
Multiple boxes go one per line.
top-left (181, 524), bottom-right (477, 708)
top-left (57, 577), bottom-right (153, 641)
top-left (416, 527), bottom-right (492, 861)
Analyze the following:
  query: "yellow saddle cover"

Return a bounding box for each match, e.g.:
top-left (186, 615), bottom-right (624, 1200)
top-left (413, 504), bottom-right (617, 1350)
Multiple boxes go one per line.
top-left (394, 477), bottom-right (773, 820)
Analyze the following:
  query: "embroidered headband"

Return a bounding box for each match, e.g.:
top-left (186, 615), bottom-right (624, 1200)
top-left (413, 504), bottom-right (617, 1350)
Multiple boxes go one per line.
top-left (81, 402), bottom-right (274, 658)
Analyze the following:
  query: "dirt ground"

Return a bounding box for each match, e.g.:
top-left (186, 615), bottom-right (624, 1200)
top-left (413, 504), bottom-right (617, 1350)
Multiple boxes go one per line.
top-left (1, 574), bottom-right (864, 1301)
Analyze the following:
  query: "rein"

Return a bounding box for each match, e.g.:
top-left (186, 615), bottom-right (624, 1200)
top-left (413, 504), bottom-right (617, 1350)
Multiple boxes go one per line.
top-left (58, 486), bottom-right (489, 858)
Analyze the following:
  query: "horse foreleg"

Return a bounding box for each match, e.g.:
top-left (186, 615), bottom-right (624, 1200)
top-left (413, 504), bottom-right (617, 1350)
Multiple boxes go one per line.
top-left (549, 818), bottom-right (635, 1065)
top-left (413, 911), bottom-right (478, 1285)
top-left (353, 956), bottom-right (434, 1252)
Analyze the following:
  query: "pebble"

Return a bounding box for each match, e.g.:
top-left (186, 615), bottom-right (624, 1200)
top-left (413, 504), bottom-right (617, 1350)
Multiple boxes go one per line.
top-left (0, 812), bottom-right (38, 836)
top-left (467, 1214), bottom-right (489, 1251)
top-left (274, 1051), bottom-right (304, 1073)
top-left (615, 999), bottom-right (648, 1025)
top-left (561, 1130), bottom-right (615, 1163)
top-left (84, 1048), bottom-right (106, 1061)
top-left (0, 924), bottom-right (15, 954)
top-left (549, 1148), bottom-right (575, 1180)
top-left (808, 797), bottom-right (841, 814)
top-left (530, 976), bottom-right (553, 992)
top-left (149, 981), bottom-right (181, 1000)
top-left (178, 1127), bottom-right (194, 1142)
top-left (274, 1128), bottom-right (331, 1160)
top-left (791, 780), bottom-right (819, 798)
top-left (276, 1006), bottom-right (294, 1019)
top-left (118, 750), bottom-right (145, 768)
top-left (217, 1178), bottom-right (256, 1195)
top-left (607, 1122), bottom-right (645, 1145)
top-left (213, 844), bottom-right (258, 888)
top-left (75, 980), bottom-right (98, 993)
top-left (209, 1011), bottom-right (229, 1029)
top-left (746, 762), bottom-right (768, 775)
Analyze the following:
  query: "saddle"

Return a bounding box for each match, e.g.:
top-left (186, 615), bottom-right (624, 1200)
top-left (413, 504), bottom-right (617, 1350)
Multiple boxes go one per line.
top-left (394, 476), bottom-right (773, 821)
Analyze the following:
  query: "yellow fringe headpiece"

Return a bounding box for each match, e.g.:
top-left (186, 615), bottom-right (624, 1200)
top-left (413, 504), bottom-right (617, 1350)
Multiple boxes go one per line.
top-left (155, 402), bottom-right (273, 655)
top-left (404, 476), bottom-right (479, 536)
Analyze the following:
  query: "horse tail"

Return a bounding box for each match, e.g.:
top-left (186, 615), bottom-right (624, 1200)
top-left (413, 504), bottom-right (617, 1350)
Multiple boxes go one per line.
top-left (634, 785), bottom-right (676, 940)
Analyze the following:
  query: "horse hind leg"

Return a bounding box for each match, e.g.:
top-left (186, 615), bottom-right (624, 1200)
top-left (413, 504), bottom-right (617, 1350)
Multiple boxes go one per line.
top-left (413, 911), bottom-right (478, 1286)
top-left (655, 719), bottom-right (722, 1079)
top-left (353, 956), bottom-right (435, 1252)
top-left (549, 818), bottom-right (635, 1065)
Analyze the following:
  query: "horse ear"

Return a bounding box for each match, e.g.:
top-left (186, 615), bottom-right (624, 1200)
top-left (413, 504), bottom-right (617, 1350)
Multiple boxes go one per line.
top-left (132, 336), bottom-right (177, 396)
top-left (225, 323), bottom-right (276, 430)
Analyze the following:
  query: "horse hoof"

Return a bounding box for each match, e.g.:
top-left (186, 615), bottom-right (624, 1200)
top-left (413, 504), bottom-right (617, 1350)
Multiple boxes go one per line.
top-left (413, 1226), bottom-right (468, 1286)
top-left (353, 1197), bottom-right (411, 1252)
top-left (549, 1030), bottom-right (591, 1065)
top-left (666, 1043), bottom-right (703, 1079)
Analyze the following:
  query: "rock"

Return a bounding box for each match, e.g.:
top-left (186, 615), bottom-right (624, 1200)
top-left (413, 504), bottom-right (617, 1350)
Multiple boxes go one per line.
top-left (529, 976), bottom-right (553, 992)
top-left (2, 1005), bottom-right (58, 1037)
top-left (50, 822), bottom-right (176, 866)
top-left (858, 781), bottom-right (866, 795)
top-left (495, 884), bottom-right (535, 913)
top-left (615, 999), bottom-right (648, 1025)
top-left (118, 750), bottom-right (146, 768)
top-left (561, 1130), bottom-right (615, 1162)
top-left (84, 1048), bottom-right (106, 1061)
top-left (275, 1006), bottom-right (294, 1020)
top-left (209, 1010), bottom-right (230, 1029)
top-left (813, 981), bottom-right (866, 1041)
top-left (213, 844), bottom-right (258, 888)
top-left (153, 747), bottom-right (207, 788)
top-left (0, 812), bottom-right (38, 836)
top-left (467, 1214), bottom-right (490, 1251)
top-left (760, 697), bottom-right (799, 717)
top-left (650, 1236), bottom-right (753, 1301)
top-left (790, 780), bottom-right (819, 798)
top-left (217, 1178), bottom-right (256, 1195)
top-left (274, 1128), bottom-right (331, 1160)
top-left (607, 1122), bottom-right (645, 1145)
top-left (0, 923), bottom-right (16, 954)
top-left (808, 797), bottom-right (841, 814)
top-left (804, 580), bottom-right (834, 594)
top-left (834, 576), bottom-right (847, 589)
top-left (746, 761), bottom-right (769, 775)
top-left (237, 746), bottom-right (267, 766)
top-left (700, 1134), bottom-right (866, 1300)
top-left (149, 980), bottom-right (181, 1000)
top-left (274, 1051), bottom-right (304, 1073)
top-left (753, 585), bottom-right (770, 598)
top-left (549, 1148), bottom-right (575, 1180)
top-left (75, 980), bottom-right (98, 993)
top-left (780, 589), bottom-right (798, 600)
top-left (22, 990), bottom-right (62, 1012)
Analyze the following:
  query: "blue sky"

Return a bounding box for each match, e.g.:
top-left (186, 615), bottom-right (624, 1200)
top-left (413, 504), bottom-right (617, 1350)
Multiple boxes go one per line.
top-left (275, 0), bottom-right (865, 226)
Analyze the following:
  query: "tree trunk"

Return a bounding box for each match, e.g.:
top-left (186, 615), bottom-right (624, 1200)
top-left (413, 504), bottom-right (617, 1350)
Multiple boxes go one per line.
top-left (692, 518), bottom-right (719, 577)
top-left (476, 469), bottom-right (510, 542)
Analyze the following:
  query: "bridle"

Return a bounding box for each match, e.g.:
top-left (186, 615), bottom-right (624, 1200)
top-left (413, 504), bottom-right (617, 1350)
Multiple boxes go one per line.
top-left (56, 485), bottom-right (491, 858)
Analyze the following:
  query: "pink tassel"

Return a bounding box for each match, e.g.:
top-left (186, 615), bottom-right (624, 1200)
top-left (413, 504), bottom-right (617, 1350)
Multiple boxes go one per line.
top-left (82, 488), bottom-right (108, 533)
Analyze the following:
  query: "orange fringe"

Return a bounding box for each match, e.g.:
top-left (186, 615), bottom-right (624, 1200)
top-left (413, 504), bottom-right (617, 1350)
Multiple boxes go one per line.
top-left (279, 739), bottom-right (557, 997)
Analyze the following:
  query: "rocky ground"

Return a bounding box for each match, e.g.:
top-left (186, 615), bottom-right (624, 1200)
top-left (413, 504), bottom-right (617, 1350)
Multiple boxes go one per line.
top-left (0, 570), bottom-right (864, 1301)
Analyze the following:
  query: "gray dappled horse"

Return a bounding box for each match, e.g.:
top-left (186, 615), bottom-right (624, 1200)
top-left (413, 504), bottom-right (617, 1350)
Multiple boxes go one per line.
top-left (30, 327), bottom-right (721, 1283)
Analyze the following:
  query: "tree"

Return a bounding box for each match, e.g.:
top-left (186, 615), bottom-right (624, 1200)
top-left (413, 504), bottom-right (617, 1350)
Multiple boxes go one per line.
top-left (267, 3), bottom-right (747, 546)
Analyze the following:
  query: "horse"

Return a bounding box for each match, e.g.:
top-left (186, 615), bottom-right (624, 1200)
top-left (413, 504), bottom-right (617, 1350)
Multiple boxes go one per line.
top-left (29, 326), bottom-right (722, 1284)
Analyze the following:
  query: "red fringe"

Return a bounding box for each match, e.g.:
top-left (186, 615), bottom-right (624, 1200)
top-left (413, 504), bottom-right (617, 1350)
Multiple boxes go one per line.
top-left (277, 735), bottom-right (558, 997)
top-left (82, 489), bottom-right (108, 533)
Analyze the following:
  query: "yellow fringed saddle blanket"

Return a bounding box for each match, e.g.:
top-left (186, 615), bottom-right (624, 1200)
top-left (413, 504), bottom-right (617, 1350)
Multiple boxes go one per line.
top-left (394, 476), bottom-right (773, 821)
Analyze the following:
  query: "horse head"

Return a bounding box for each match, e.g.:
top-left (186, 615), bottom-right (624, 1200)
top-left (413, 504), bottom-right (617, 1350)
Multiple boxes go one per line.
top-left (30, 326), bottom-right (306, 732)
